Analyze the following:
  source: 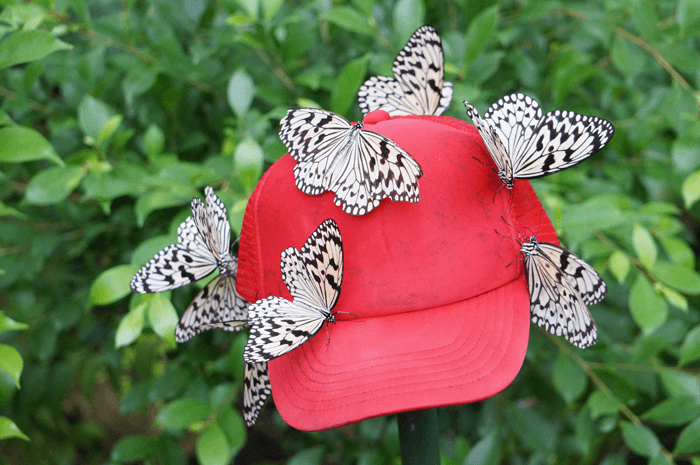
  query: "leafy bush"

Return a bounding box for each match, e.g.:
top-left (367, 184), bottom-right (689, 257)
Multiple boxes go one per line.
top-left (1, 0), bottom-right (700, 464)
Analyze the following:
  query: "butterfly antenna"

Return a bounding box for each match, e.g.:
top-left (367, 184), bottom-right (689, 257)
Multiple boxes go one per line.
top-left (473, 156), bottom-right (498, 175)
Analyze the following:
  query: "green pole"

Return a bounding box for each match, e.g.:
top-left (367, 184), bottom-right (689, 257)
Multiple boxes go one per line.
top-left (397, 408), bottom-right (440, 465)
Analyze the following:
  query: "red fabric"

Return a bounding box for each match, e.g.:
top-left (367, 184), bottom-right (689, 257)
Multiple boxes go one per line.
top-left (236, 112), bottom-right (557, 431)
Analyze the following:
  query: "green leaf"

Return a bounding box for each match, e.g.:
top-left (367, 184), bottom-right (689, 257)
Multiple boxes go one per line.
top-left (643, 395), bottom-right (700, 426)
top-left (331, 53), bottom-right (370, 115)
top-left (227, 68), bottom-right (256, 118)
top-left (0, 416), bottom-right (29, 441)
top-left (97, 114), bottom-right (123, 146)
top-left (661, 371), bottom-right (700, 399)
top-left (675, 417), bottom-right (700, 454)
top-left (155, 398), bottom-right (212, 431)
top-left (0, 345), bottom-right (23, 388)
top-left (115, 302), bottom-right (145, 348)
top-left (0, 30), bottom-right (72, 70)
top-left (110, 435), bottom-right (155, 462)
top-left (235, 0), bottom-right (258, 18)
top-left (658, 285), bottom-right (688, 312)
top-left (261, 0), bottom-right (283, 21)
top-left (196, 424), bottom-right (230, 465)
top-left (0, 312), bottom-right (29, 333)
top-left (25, 165), bottom-right (83, 206)
top-left (611, 35), bottom-right (646, 76)
top-left (553, 351), bottom-right (588, 403)
top-left (288, 446), bottom-right (325, 465)
top-left (464, 6), bottom-right (499, 67)
top-left (89, 264), bottom-right (139, 307)
top-left (321, 6), bottom-right (374, 37)
top-left (587, 391), bottom-right (621, 418)
top-left (234, 138), bottom-right (264, 193)
top-left (680, 325), bottom-right (700, 366)
top-left (392, 0), bottom-right (425, 42)
top-left (658, 235), bottom-right (695, 269)
top-left (146, 293), bottom-right (178, 342)
top-left (155, 435), bottom-right (187, 465)
top-left (506, 404), bottom-right (557, 452)
top-left (621, 422), bottom-right (660, 458)
top-left (78, 95), bottom-right (113, 141)
top-left (143, 124), bottom-right (165, 159)
top-left (632, 224), bottom-right (656, 270)
top-left (682, 170), bottom-right (700, 208)
top-left (609, 250), bottom-right (630, 282)
top-left (217, 406), bottom-right (246, 456)
top-left (463, 429), bottom-right (499, 465)
top-left (0, 126), bottom-right (63, 166)
top-left (134, 191), bottom-right (191, 227)
top-left (678, 0), bottom-right (700, 33)
top-left (653, 261), bottom-right (700, 295)
top-left (629, 275), bottom-right (667, 333)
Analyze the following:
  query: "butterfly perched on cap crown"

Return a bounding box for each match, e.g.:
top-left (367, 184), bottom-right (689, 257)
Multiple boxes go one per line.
top-left (243, 219), bottom-right (344, 363)
top-left (515, 234), bottom-right (606, 349)
top-left (464, 93), bottom-right (615, 189)
top-left (279, 108), bottom-right (423, 216)
top-left (357, 25), bottom-right (453, 116)
top-left (129, 186), bottom-right (248, 340)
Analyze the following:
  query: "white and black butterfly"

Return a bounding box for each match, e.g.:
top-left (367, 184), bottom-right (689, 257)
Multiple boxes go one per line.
top-left (130, 187), bottom-right (248, 339)
top-left (464, 93), bottom-right (615, 189)
top-left (243, 219), bottom-right (344, 363)
top-left (174, 257), bottom-right (250, 343)
top-left (517, 235), bottom-right (606, 349)
top-left (358, 25), bottom-right (453, 116)
top-left (279, 109), bottom-right (423, 216)
top-left (243, 362), bottom-right (271, 427)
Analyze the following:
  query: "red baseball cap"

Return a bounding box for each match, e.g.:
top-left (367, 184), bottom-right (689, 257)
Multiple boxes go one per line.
top-left (236, 110), bottom-right (558, 431)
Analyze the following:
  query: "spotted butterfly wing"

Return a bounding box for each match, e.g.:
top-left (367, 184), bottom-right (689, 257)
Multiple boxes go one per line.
top-left (279, 109), bottom-right (423, 216)
top-left (243, 219), bottom-right (343, 363)
top-left (537, 243), bottom-right (607, 306)
top-left (464, 94), bottom-right (614, 188)
top-left (174, 257), bottom-right (249, 343)
top-left (520, 236), bottom-right (602, 349)
top-left (243, 362), bottom-right (271, 427)
top-left (130, 186), bottom-right (233, 293)
top-left (358, 25), bottom-right (453, 116)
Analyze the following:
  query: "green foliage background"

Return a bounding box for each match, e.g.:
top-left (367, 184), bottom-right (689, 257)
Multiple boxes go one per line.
top-left (1, 0), bottom-right (700, 463)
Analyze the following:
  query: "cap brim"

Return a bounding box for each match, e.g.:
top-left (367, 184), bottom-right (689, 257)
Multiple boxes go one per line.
top-left (269, 277), bottom-right (530, 430)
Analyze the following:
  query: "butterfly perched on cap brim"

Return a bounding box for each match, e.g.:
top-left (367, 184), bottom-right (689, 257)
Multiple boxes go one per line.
top-left (358, 25), bottom-right (453, 116)
top-left (279, 109), bottom-right (423, 216)
top-left (519, 235), bottom-right (606, 349)
top-left (464, 93), bottom-right (615, 189)
top-left (243, 219), bottom-right (344, 363)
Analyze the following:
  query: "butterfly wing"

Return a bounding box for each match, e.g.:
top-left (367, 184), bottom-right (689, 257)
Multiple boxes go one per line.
top-left (243, 296), bottom-right (329, 362)
top-left (243, 362), bottom-right (271, 427)
top-left (174, 261), bottom-right (250, 343)
top-left (191, 186), bottom-right (231, 266)
top-left (130, 216), bottom-right (218, 293)
top-left (243, 219), bottom-right (344, 362)
top-left (538, 243), bottom-right (607, 305)
top-left (279, 108), bottom-right (423, 216)
top-left (358, 76), bottom-right (417, 116)
top-left (392, 25), bottom-right (452, 115)
top-left (523, 241), bottom-right (598, 349)
top-left (358, 25), bottom-right (452, 116)
top-left (464, 101), bottom-right (513, 186)
top-left (485, 93), bottom-right (614, 180)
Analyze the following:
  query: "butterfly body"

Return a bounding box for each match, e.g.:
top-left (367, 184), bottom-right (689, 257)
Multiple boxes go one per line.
top-left (280, 109), bottom-right (423, 216)
top-left (244, 219), bottom-right (344, 363)
top-left (518, 235), bottom-right (606, 349)
top-left (358, 25), bottom-right (453, 116)
top-left (464, 93), bottom-right (614, 189)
